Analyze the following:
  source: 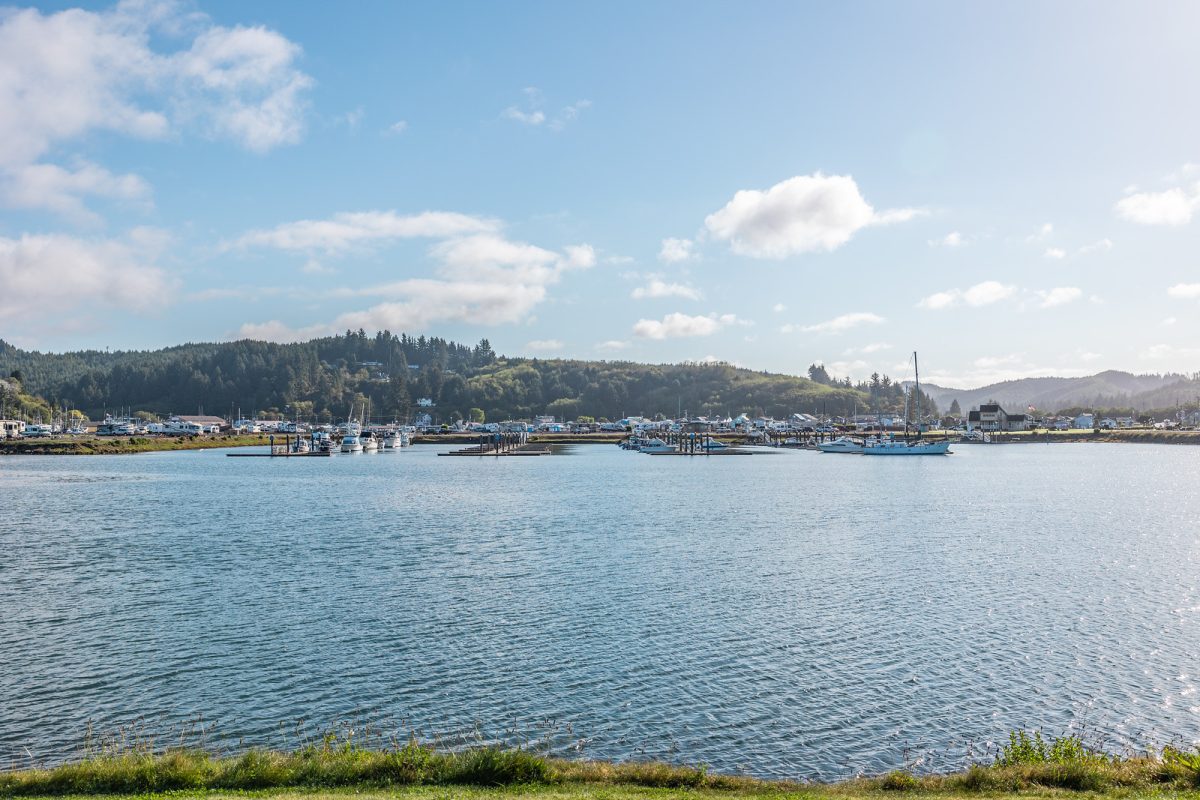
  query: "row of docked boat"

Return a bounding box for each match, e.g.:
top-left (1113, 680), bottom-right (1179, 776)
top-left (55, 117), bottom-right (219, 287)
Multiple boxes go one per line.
top-left (619, 435), bottom-right (730, 454)
top-left (816, 435), bottom-right (952, 455)
top-left (336, 428), bottom-right (410, 453)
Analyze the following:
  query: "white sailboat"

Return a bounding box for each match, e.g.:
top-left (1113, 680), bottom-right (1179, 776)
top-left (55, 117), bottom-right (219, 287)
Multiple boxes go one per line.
top-left (862, 352), bottom-right (951, 456)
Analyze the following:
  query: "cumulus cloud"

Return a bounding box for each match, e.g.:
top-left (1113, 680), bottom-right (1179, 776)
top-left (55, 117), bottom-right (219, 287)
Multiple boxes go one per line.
top-left (703, 173), bottom-right (920, 258)
top-left (631, 278), bottom-right (701, 301)
top-left (1115, 185), bottom-right (1198, 226)
top-left (632, 312), bottom-right (740, 340)
top-left (0, 231), bottom-right (170, 325)
top-left (1168, 283), bottom-right (1200, 299)
top-left (0, 160), bottom-right (150, 224)
top-left (235, 210), bottom-right (500, 253)
top-left (237, 225), bottom-right (595, 342)
top-left (658, 237), bottom-right (695, 263)
top-left (0, 2), bottom-right (312, 219)
top-left (787, 311), bottom-right (884, 335)
top-left (1035, 286), bottom-right (1082, 308)
top-left (918, 280), bottom-right (1015, 310)
top-left (1043, 247), bottom-right (1066, 259)
top-left (595, 340), bottom-right (630, 351)
top-left (525, 339), bottom-right (563, 352)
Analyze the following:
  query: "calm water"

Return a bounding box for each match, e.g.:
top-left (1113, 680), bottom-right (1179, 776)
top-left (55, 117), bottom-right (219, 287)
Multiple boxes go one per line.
top-left (0, 442), bottom-right (1198, 778)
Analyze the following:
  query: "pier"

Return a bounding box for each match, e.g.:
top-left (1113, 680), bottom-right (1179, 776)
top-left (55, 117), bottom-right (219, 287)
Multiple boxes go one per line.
top-left (440, 431), bottom-right (552, 456)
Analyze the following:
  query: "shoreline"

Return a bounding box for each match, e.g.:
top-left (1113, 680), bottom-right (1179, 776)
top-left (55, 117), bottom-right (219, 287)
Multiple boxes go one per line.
top-left (2, 741), bottom-right (1198, 798)
top-left (5, 428), bottom-right (1200, 455)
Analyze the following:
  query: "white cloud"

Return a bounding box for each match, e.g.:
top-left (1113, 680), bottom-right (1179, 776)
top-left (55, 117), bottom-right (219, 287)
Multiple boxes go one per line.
top-left (1115, 185), bottom-right (1198, 226)
top-left (703, 173), bottom-right (920, 258)
top-left (929, 231), bottom-right (965, 247)
top-left (0, 231), bottom-right (170, 326)
top-left (919, 280), bottom-right (1016, 310)
top-left (1043, 247), bottom-right (1066, 259)
top-left (503, 107), bottom-right (545, 126)
top-left (0, 2), bottom-right (311, 219)
top-left (964, 281), bottom-right (1016, 306)
top-left (1167, 282), bottom-right (1200, 299)
top-left (0, 160), bottom-right (150, 224)
top-left (238, 220), bottom-right (595, 341)
top-left (525, 339), bottom-right (563, 352)
top-left (1035, 286), bottom-right (1082, 308)
top-left (1141, 343), bottom-right (1200, 362)
top-left (844, 342), bottom-right (892, 355)
top-left (595, 340), bottom-right (630, 351)
top-left (503, 87), bottom-right (589, 130)
top-left (301, 257), bottom-right (333, 275)
top-left (658, 237), bottom-right (695, 263)
top-left (920, 353), bottom-right (1095, 388)
top-left (772, 303), bottom-right (786, 313)
top-left (1026, 223), bottom-right (1054, 242)
top-left (1161, 317), bottom-right (1177, 326)
top-left (385, 120), bottom-right (408, 136)
top-left (235, 210), bottom-right (500, 253)
top-left (917, 290), bottom-right (958, 310)
top-left (632, 312), bottom-right (740, 340)
top-left (1077, 238), bottom-right (1113, 255)
top-left (794, 311), bottom-right (885, 334)
top-left (549, 99), bottom-right (591, 131)
top-left (631, 278), bottom-right (701, 301)
top-left (339, 107), bottom-right (364, 130)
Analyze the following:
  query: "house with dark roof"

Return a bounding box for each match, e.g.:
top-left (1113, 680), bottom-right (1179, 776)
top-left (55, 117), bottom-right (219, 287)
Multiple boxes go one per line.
top-left (967, 403), bottom-right (1030, 432)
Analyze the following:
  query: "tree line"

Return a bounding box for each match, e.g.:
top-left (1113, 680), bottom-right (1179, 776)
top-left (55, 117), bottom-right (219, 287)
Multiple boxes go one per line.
top-left (1, 333), bottom-right (934, 423)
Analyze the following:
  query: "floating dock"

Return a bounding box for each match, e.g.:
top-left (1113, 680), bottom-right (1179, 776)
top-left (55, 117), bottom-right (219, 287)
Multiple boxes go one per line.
top-left (440, 433), bottom-right (551, 456)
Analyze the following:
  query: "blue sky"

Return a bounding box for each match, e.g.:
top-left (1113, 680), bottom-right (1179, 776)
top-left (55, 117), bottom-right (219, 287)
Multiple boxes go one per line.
top-left (4, 0), bottom-right (1200, 387)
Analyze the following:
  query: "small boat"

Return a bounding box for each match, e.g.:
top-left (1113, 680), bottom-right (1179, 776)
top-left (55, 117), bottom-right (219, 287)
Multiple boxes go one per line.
top-left (639, 438), bottom-right (677, 454)
top-left (290, 436), bottom-right (311, 454)
top-left (701, 439), bottom-right (729, 450)
top-left (361, 431), bottom-right (379, 452)
top-left (340, 434), bottom-right (363, 453)
top-left (817, 437), bottom-right (864, 454)
top-left (382, 430), bottom-right (404, 449)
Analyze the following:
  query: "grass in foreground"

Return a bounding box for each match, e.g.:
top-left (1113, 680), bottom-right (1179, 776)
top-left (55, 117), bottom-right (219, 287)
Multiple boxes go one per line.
top-left (2, 732), bottom-right (1199, 798)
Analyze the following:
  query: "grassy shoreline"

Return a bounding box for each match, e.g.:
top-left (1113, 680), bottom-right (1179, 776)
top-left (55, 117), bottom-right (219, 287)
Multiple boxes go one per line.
top-left (6, 428), bottom-right (1200, 455)
top-left (0, 434), bottom-right (274, 456)
top-left (3, 739), bottom-right (1198, 798)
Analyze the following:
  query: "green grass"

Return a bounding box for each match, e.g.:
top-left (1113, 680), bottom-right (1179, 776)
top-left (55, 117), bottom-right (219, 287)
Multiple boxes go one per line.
top-left (0, 434), bottom-right (273, 455)
top-left (2, 731), bottom-right (1199, 798)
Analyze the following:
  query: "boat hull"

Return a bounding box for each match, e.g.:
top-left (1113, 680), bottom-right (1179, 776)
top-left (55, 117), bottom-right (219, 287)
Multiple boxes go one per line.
top-left (862, 440), bottom-right (951, 455)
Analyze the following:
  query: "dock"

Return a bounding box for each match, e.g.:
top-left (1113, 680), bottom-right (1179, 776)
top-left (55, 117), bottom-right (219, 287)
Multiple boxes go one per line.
top-left (440, 432), bottom-right (552, 456)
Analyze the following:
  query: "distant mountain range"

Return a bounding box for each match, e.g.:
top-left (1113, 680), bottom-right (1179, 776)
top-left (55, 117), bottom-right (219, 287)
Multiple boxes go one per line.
top-left (918, 370), bottom-right (1199, 413)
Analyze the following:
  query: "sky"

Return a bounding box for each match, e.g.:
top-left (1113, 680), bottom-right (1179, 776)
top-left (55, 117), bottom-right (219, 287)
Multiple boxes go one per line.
top-left (3, 0), bottom-right (1200, 388)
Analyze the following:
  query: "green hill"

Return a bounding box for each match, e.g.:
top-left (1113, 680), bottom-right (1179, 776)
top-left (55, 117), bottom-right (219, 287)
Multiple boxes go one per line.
top-left (0, 332), bottom-right (883, 423)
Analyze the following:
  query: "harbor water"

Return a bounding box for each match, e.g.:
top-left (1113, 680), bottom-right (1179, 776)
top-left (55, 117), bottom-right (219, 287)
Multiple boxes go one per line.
top-left (0, 443), bottom-right (1197, 778)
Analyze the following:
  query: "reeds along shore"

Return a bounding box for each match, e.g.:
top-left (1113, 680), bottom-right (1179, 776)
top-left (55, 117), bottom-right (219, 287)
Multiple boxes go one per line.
top-left (2, 732), bottom-right (1199, 796)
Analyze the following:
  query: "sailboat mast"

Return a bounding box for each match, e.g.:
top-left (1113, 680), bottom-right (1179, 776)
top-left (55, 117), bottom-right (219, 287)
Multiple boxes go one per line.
top-left (913, 350), bottom-right (921, 438)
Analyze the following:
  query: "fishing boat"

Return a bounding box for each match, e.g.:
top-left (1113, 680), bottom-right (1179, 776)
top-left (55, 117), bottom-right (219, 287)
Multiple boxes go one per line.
top-left (862, 351), bottom-right (952, 456)
top-left (361, 431), bottom-right (380, 452)
top-left (639, 438), bottom-right (677, 454)
top-left (817, 436), bottom-right (865, 454)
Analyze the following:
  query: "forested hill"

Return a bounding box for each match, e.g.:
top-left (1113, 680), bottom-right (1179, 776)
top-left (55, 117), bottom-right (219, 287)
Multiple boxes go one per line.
top-left (1, 332), bottom-right (890, 422)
